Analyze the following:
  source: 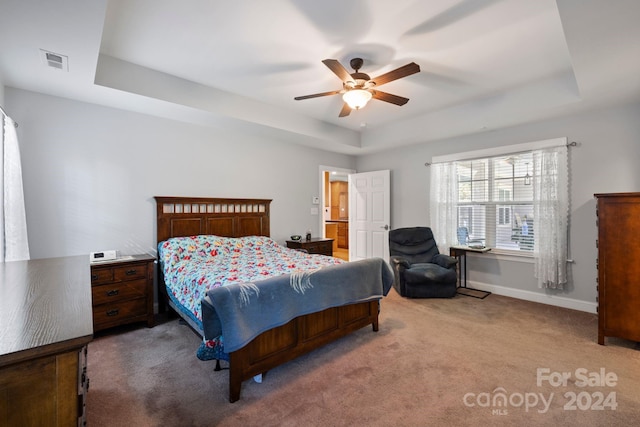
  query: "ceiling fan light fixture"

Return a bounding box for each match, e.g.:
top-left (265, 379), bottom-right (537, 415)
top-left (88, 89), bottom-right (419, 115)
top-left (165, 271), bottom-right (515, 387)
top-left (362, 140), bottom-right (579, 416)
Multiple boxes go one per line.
top-left (295, 58), bottom-right (419, 117)
top-left (343, 89), bottom-right (372, 110)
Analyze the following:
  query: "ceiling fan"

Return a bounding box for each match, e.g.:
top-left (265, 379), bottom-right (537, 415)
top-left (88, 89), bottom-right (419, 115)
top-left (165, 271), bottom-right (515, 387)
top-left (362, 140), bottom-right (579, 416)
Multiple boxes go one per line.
top-left (294, 58), bottom-right (420, 117)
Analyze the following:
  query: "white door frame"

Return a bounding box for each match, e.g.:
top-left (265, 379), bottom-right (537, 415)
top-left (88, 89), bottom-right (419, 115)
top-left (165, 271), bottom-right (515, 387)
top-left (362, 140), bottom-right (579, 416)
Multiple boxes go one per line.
top-left (318, 165), bottom-right (356, 239)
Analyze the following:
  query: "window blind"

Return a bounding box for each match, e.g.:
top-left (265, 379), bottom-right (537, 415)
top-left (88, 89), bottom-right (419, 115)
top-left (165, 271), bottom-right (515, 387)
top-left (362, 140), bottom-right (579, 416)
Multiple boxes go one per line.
top-left (456, 152), bottom-right (534, 252)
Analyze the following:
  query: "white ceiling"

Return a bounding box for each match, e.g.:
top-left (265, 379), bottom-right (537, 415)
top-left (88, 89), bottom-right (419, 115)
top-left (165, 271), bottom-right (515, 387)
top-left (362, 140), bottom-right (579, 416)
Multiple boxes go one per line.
top-left (1, 0), bottom-right (639, 154)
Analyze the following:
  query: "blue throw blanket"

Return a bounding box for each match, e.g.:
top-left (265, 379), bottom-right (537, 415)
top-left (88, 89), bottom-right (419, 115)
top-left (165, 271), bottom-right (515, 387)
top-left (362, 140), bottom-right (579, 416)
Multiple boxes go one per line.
top-left (201, 257), bottom-right (393, 353)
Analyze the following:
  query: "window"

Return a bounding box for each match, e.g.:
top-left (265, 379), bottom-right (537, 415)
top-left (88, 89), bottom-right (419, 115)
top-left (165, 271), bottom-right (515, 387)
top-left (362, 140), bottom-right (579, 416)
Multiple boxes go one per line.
top-left (430, 138), bottom-right (569, 282)
top-left (452, 153), bottom-right (534, 252)
top-left (498, 207), bottom-right (510, 226)
top-left (1, 114), bottom-right (30, 261)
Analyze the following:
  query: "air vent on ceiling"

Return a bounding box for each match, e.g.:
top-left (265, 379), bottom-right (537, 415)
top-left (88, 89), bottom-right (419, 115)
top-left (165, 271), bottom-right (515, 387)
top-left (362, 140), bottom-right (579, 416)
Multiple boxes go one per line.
top-left (39, 49), bottom-right (68, 71)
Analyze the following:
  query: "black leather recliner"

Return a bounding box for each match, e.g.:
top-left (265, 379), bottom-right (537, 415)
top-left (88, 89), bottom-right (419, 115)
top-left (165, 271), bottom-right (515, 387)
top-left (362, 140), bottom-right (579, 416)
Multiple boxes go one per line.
top-left (389, 227), bottom-right (458, 298)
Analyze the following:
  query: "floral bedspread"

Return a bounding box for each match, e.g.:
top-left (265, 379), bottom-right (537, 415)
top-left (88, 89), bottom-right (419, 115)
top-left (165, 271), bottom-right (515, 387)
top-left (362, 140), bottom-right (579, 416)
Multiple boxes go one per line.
top-left (158, 235), bottom-right (344, 360)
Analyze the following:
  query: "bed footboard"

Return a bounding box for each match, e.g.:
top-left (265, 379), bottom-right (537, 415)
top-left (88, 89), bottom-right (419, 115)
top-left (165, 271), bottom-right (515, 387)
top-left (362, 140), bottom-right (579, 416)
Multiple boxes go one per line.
top-left (228, 300), bottom-right (379, 402)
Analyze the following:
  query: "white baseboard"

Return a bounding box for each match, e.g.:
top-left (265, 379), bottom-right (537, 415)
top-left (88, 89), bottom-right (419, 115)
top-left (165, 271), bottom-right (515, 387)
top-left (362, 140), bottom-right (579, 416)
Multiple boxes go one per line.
top-left (466, 280), bottom-right (598, 314)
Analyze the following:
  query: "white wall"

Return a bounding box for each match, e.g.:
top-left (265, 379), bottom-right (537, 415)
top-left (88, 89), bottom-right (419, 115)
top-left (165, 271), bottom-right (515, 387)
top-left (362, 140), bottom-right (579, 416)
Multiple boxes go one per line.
top-left (8, 84), bottom-right (640, 311)
top-left (7, 88), bottom-right (355, 259)
top-left (356, 100), bottom-right (640, 310)
top-left (0, 77), bottom-right (5, 105)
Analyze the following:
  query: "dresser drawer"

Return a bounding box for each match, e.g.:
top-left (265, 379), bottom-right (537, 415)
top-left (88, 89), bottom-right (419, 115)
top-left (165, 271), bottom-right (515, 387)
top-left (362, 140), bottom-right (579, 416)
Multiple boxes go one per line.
top-left (93, 298), bottom-right (147, 330)
top-left (91, 262), bottom-right (148, 285)
top-left (306, 242), bottom-right (331, 254)
top-left (114, 263), bottom-right (148, 281)
top-left (91, 268), bottom-right (114, 285)
top-left (286, 239), bottom-right (333, 256)
top-left (91, 279), bottom-right (147, 306)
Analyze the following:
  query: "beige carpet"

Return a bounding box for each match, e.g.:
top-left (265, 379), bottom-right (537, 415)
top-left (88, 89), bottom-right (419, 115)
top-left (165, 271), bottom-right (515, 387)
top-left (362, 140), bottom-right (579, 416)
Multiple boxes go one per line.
top-left (86, 290), bottom-right (640, 426)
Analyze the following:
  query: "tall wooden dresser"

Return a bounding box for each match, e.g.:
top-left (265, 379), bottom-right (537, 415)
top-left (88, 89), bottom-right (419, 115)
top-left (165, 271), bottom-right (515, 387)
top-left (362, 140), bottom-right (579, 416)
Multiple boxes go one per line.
top-left (595, 192), bottom-right (640, 345)
top-left (0, 256), bottom-right (93, 426)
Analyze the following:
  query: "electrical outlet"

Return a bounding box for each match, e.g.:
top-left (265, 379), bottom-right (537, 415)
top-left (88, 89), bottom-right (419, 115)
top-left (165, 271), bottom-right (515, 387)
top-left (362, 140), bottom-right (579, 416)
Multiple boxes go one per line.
top-left (312, 196), bottom-right (320, 204)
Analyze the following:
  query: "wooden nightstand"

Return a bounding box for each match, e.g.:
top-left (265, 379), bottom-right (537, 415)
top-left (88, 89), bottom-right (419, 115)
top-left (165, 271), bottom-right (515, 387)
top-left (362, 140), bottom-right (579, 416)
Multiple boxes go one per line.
top-left (90, 254), bottom-right (155, 332)
top-left (286, 238), bottom-right (334, 256)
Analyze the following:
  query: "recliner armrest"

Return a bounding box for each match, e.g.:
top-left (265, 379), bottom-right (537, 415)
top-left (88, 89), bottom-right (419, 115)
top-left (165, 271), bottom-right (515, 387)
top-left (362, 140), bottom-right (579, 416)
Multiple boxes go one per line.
top-left (390, 256), bottom-right (411, 269)
top-left (432, 254), bottom-right (458, 269)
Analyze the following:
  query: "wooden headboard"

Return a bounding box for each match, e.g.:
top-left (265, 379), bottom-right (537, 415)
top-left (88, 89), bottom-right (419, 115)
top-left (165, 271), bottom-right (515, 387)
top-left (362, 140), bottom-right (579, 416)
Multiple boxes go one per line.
top-left (154, 197), bottom-right (272, 243)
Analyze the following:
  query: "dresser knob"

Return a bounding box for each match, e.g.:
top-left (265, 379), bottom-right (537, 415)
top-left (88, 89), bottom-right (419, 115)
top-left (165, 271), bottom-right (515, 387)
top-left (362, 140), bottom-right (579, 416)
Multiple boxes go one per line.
top-left (125, 269), bottom-right (137, 276)
top-left (106, 289), bottom-right (119, 297)
top-left (106, 309), bottom-right (119, 317)
top-left (91, 274), bottom-right (98, 281)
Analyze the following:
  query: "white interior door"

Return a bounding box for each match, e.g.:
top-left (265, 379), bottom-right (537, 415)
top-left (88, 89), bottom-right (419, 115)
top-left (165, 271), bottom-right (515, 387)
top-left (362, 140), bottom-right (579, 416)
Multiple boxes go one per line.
top-left (349, 170), bottom-right (390, 262)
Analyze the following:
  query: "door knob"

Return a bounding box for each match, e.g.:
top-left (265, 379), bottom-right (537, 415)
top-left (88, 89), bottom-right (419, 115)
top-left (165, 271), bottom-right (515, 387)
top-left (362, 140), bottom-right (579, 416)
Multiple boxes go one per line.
top-left (381, 225), bottom-right (389, 230)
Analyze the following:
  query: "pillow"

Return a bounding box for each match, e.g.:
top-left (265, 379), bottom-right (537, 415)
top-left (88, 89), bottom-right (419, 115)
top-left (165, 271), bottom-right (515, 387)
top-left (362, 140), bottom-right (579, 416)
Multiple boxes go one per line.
top-left (158, 235), bottom-right (232, 269)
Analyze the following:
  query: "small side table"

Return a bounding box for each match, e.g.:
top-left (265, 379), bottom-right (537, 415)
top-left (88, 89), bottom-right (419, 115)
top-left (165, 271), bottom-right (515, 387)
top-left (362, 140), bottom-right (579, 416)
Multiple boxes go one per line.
top-left (449, 246), bottom-right (492, 299)
top-left (90, 254), bottom-right (155, 332)
top-left (286, 238), bottom-right (334, 256)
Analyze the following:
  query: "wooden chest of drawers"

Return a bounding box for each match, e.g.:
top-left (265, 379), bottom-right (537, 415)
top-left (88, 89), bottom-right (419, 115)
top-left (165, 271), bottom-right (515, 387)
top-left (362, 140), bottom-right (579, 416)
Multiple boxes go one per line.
top-left (0, 256), bottom-right (92, 426)
top-left (286, 238), bottom-right (334, 256)
top-left (90, 255), bottom-right (155, 332)
top-left (594, 192), bottom-right (640, 345)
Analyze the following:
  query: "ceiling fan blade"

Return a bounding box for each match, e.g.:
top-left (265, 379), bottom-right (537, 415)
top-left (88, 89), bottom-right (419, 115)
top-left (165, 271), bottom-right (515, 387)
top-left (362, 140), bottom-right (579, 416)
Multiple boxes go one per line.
top-left (322, 59), bottom-right (354, 83)
top-left (338, 103), bottom-right (351, 117)
top-left (294, 90), bottom-right (342, 101)
top-left (371, 62), bottom-right (420, 86)
top-left (372, 90), bottom-right (410, 106)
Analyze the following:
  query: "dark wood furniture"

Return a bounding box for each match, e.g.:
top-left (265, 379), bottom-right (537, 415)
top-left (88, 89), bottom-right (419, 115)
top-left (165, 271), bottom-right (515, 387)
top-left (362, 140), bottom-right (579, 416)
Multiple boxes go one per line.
top-left (337, 221), bottom-right (349, 249)
top-left (594, 192), bottom-right (640, 345)
top-left (0, 256), bottom-right (92, 426)
top-left (155, 196), bottom-right (272, 314)
top-left (286, 237), bottom-right (334, 256)
top-left (90, 254), bottom-right (155, 332)
top-left (330, 181), bottom-right (349, 220)
top-left (326, 220), bottom-right (349, 249)
top-left (155, 196), bottom-right (380, 402)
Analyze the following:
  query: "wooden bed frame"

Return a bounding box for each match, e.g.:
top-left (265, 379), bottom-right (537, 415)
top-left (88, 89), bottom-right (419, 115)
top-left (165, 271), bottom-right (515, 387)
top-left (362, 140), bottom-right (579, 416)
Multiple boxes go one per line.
top-left (154, 196), bottom-right (380, 402)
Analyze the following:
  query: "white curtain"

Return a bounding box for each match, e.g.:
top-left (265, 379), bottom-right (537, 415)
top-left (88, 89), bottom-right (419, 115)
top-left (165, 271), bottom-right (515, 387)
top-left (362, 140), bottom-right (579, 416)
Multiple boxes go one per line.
top-left (532, 145), bottom-right (568, 289)
top-left (1, 115), bottom-right (30, 261)
top-left (429, 161), bottom-right (458, 251)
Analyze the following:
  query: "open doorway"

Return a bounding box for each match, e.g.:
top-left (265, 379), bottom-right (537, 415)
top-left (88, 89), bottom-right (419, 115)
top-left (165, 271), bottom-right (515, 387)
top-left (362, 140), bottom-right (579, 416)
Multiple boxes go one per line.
top-left (319, 165), bottom-right (354, 261)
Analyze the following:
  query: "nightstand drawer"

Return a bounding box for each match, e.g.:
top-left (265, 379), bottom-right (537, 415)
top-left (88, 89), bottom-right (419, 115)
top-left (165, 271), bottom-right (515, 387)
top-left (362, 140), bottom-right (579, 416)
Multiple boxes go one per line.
top-left (114, 264), bottom-right (147, 281)
top-left (91, 279), bottom-right (147, 306)
top-left (306, 242), bottom-right (331, 253)
top-left (93, 298), bottom-right (147, 330)
top-left (286, 238), bottom-right (333, 256)
top-left (91, 268), bottom-right (114, 285)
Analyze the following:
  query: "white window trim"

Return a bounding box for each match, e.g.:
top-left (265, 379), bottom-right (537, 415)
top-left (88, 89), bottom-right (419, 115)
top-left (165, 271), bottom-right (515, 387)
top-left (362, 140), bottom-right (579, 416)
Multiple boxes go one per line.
top-left (486, 248), bottom-right (534, 263)
top-left (431, 137), bottom-right (567, 259)
top-left (431, 137), bottom-right (568, 164)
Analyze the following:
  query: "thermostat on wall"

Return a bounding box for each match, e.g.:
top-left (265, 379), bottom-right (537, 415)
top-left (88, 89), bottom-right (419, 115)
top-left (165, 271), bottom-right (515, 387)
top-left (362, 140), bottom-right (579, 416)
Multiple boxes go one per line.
top-left (90, 250), bottom-right (117, 263)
